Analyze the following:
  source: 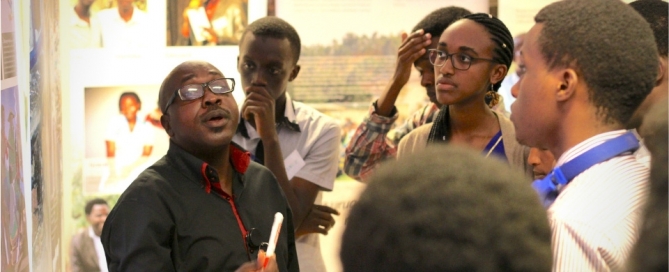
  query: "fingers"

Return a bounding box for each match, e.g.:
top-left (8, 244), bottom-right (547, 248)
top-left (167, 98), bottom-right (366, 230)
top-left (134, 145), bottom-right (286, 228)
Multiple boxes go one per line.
top-left (398, 31), bottom-right (432, 62)
top-left (241, 89), bottom-right (274, 122)
top-left (234, 261), bottom-right (260, 272)
top-left (313, 204), bottom-right (340, 216)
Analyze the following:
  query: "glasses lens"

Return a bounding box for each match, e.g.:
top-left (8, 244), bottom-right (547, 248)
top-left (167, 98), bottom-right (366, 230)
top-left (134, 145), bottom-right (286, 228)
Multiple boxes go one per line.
top-left (179, 85), bottom-right (203, 100)
top-left (428, 50), bottom-right (439, 66)
top-left (209, 79), bottom-right (233, 94)
top-left (452, 53), bottom-right (470, 70)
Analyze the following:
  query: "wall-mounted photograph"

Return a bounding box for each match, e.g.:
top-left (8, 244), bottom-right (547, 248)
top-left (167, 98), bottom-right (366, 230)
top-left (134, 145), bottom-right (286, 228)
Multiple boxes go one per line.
top-left (167, 0), bottom-right (248, 46)
top-left (83, 85), bottom-right (168, 195)
top-left (1, 86), bottom-right (29, 272)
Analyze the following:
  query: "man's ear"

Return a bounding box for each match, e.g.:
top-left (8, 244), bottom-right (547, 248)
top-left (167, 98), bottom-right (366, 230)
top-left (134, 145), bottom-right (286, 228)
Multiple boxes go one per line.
top-left (490, 64), bottom-right (508, 85)
top-left (656, 56), bottom-right (667, 86)
top-left (161, 114), bottom-right (174, 137)
top-left (555, 68), bottom-right (578, 102)
top-left (288, 65), bottom-right (301, 82)
top-left (237, 56), bottom-right (240, 72)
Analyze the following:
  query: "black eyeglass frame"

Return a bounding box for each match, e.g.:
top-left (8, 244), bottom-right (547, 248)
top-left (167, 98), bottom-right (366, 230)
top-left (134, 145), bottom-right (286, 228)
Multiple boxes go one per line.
top-left (164, 77), bottom-right (235, 112)
top-left (427, 49), bottom-right (497, 71)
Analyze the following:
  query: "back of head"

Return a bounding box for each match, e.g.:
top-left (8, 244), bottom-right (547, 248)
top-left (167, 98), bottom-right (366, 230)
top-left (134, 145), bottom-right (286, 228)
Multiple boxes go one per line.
top-left (241, 16), bottom-right (301, 64)
top-left (629, 0), bottom-right (668, 57)
top-left (340, 146), bottom-right (551, 272)
top-left (534, 0), bottom-right (658, 125)
top-left (461, 13), bottom-right (514, 92)
top-left (628, 101), bottom-right (668, 271)
top-left (411, 7), bottom-right (472, 37)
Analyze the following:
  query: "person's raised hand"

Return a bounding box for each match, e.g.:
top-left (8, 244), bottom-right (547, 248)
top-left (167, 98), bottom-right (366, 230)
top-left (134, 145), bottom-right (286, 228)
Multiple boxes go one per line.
top-left (241, 86), bottom-right (277, 141)
top-left (392, 29), bottom-right (432, 87)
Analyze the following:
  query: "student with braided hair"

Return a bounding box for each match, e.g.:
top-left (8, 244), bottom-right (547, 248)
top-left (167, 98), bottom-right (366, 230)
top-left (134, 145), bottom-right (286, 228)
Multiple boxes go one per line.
top-left (397, 13), bottom-right (531, 177)
top-left (344, 7), bottom-right (471, 182)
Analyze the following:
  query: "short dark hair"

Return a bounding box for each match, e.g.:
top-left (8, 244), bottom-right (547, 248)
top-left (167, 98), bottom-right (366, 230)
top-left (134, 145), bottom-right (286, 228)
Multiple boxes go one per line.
top-left (340, 146), bottom-right (552, 272)
top-left (411, 7), bottom-right (472, 38)
top-left (119, 91), bottom-right (141, 111)
top-left (629, 0), bottom-right (668, 57)
top-left (629, 102), bottom-right (668, 271)
top-left (460, 13), bottom-right (514, 92)
top-left (534, 0), bottom-right (658, 125)
top-left (241, 16), bottom-right (301, 64)
top-left (85, 198), bottom-right (108, 215)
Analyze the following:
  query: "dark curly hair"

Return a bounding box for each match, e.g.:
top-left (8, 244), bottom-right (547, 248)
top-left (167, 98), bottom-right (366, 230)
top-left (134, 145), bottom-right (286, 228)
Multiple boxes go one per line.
top-left (340, 146), bottom-right (552, 272)
top-left (535, 0), bottom-right (658, 125)
top-left (629, 0), bottom-right (668, 57)
top-left (460, 13), bottom-right (514, 92)
top-left (411, 7), bottom-right (472, 37)
top-left (241, 16), bottom-right (301, 64)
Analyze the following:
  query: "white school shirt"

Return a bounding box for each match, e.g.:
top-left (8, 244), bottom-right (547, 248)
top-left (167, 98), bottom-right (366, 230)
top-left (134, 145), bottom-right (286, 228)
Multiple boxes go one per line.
top-left (105, 114), bottom-right (155, 169)
top-left (91, 6), bottom-right (153, 49)
top-left (233, 94), bottom-right (341, 272)
top-left (88, 226), bottom-right (108, 272)
top-left (548, 130), bottom-right (649, 272)
top-left (69, 7), bottom-right (94, 49)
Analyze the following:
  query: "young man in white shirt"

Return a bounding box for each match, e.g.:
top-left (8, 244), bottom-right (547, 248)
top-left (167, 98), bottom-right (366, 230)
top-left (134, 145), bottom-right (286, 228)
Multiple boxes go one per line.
top-left (91, 0), bottom-right (154, 48)
top-left (510, 0), bottom-right (658, 270)
top-left (232, 16), bottom-right (341, 272)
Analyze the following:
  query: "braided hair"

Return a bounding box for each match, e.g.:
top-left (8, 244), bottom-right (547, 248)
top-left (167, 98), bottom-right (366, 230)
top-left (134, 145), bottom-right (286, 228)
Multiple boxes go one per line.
top-left (462, 13), bottom-right (514, 92)
top-left (428, 14), bottom-right (513, 144)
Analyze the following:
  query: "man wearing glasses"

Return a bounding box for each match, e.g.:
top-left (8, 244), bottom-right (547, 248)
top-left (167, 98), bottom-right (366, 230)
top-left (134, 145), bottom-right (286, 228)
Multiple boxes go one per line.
top-left (101, 60), bottom-right (298, 272)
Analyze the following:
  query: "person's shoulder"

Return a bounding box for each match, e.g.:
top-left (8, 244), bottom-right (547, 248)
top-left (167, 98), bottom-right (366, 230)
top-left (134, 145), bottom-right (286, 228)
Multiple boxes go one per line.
top-left (398, 123), bottom-right (433, 158)
top-left (293, 100), bottom-right (338, 125)
top-left (406, 123), bottom-right (433, 139)
top-left (71, 228), bottom-right (89, 242)
top-left (244, 161), bottom-right (278, 184)
top-left (114, 160), bottom-right (174, 203)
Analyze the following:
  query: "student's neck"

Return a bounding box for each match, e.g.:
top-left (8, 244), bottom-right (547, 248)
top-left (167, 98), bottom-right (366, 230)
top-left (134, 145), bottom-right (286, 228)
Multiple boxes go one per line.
top-left (550, 106), bottom-right (623, 160)
top-left (118, 6), bottom-right (134, 22)
top-left (274, 94), bottom-right (287, 124)
top-left (448, 101), bottom-right (497, 135)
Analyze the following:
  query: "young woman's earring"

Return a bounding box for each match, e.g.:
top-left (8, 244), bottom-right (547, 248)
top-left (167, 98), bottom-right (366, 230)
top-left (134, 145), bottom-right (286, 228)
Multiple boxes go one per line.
top-left (485, 84), bottom-right (500, 108)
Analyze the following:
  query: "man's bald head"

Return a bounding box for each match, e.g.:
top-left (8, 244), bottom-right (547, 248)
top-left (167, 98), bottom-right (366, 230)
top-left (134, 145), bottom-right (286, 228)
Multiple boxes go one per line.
top-left (158, 61), bottom-right (224, 113)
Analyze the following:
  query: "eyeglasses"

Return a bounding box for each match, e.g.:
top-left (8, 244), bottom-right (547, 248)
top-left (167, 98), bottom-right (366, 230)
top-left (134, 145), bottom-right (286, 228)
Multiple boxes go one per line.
top-left (164, 78), bottom-right (235, 111)
top-left (428, 49), bottom-right (497, 71)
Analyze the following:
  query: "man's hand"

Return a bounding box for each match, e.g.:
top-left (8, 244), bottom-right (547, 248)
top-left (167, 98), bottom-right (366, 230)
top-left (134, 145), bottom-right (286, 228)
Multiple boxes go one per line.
top-left (234, 250), bottom-right (278, 272)
top-left (295, 205), bottom-right (340, 237)
top-left (392, 29), bottom-right (432, 88)
top-left (241, 87), bottom-right (277, 141)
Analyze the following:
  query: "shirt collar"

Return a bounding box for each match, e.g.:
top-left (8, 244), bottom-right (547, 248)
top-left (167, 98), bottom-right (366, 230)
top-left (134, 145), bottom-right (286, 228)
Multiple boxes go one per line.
top-left (166, 140), bottom-right (250, 191)
top-left (88, 226), bottom-right (99, 239)
top-left (236, 94), bottom-right (301, 139)
top-left (555, 129), bottom-right (630, 166)
top-left (71, 7), bottom-right (90, 27)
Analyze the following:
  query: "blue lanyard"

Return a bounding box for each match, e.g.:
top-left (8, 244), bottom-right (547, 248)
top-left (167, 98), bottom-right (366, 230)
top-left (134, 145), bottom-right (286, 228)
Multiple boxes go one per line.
top-left (533, 131), bottom-right (640, 207)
